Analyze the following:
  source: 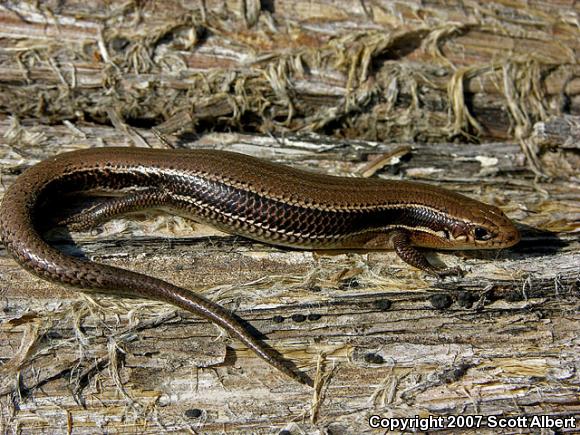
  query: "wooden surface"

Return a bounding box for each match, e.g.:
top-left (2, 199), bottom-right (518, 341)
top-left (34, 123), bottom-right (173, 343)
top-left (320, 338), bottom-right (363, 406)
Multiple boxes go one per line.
top-left (0, 0), bottom-right (579, 144)
top-left (0, 1), bottom-right (579, 434)
top-left (0, 121), bottom-right (578, 434)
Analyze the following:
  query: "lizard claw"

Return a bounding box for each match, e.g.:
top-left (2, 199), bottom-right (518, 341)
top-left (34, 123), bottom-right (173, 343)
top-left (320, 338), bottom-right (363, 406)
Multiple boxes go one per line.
top-left (433, 266), bottom-right (464, 279)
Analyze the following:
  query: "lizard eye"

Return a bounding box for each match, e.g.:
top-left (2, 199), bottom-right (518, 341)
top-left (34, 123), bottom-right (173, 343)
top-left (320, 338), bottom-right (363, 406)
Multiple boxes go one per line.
top-left (474, 226), bottom-right (492, 241)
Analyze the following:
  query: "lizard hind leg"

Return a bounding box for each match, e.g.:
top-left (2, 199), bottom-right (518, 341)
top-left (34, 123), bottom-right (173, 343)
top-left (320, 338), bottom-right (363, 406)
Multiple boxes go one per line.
top-left (60, 188), bottom-right (169, 231)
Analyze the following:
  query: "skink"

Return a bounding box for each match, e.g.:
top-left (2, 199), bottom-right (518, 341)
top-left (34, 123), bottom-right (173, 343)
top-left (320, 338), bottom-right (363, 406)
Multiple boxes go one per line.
top-left (0, 147), bottom-right (520, 387)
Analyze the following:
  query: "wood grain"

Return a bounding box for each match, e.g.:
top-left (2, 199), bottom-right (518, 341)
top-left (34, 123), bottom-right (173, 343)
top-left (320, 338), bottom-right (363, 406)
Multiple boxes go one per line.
top-left (0, 120), bottom-right (578, 433)
top-left (0, 0), bottom-right (578, 432)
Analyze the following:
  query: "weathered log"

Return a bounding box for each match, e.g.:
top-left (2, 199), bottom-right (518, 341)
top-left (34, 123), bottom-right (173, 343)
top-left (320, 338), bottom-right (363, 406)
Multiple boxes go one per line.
top-left (0, 1), bottom-right (578, 145)
top-left (0, 118), bottom-right (577, 433)
top-left (0, 0), bottom-right (578, 432)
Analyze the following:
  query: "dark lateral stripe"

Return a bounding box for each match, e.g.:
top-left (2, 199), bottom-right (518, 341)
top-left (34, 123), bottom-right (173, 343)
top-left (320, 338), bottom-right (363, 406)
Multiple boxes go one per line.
top-left (45, 168), bottom-right (465, 242)
top-left (175, 176), bottom-right (461, 240)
